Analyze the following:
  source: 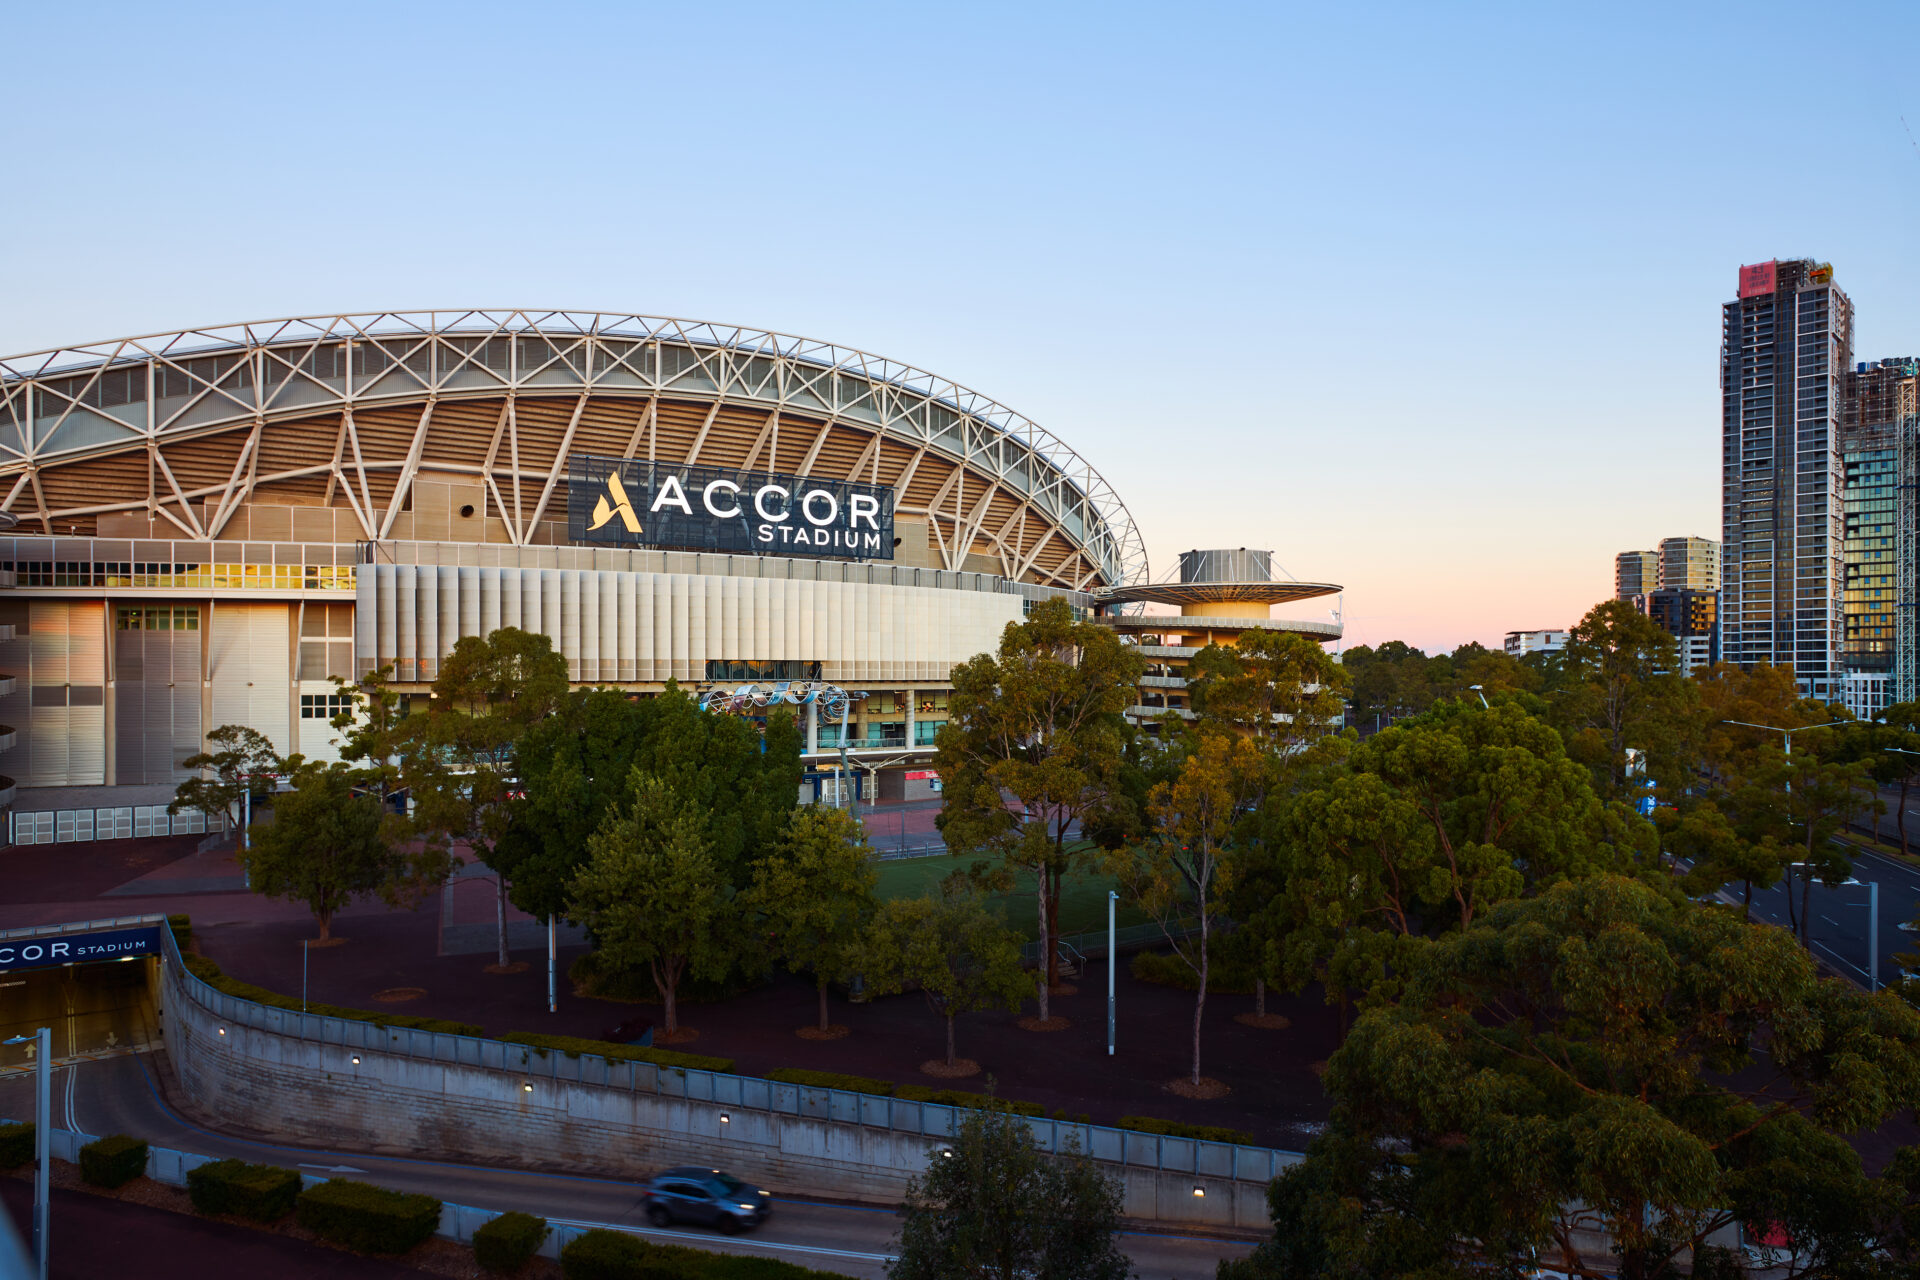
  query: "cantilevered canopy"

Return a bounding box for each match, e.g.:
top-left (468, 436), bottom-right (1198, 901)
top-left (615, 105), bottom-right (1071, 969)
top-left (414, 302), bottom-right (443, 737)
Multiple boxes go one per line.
top-left (1096, 580), bottom-right (1341, 608)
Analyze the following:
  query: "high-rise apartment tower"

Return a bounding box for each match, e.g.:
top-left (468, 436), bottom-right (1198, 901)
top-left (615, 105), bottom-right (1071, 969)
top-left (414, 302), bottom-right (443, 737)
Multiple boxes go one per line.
top-left (1840, 359), bottom-right (1912, 676)
top-left (1615, 550), bottom-right (1658, 600)
top-left (1720, 259), bottom-right (1852, 696)
top-left (1658, 536), bottom-right (1720, 591)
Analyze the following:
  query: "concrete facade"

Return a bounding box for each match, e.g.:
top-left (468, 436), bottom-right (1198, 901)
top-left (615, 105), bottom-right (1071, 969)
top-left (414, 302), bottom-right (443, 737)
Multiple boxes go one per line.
top-left (160, 931), bottom-right (1292, 1229)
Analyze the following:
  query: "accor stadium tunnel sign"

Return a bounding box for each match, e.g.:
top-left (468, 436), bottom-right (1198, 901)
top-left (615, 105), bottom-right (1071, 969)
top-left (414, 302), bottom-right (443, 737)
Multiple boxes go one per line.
top-left (0, 924), bottom-right (162, 972)
top-left (568, 453), bottom-right (894, 561)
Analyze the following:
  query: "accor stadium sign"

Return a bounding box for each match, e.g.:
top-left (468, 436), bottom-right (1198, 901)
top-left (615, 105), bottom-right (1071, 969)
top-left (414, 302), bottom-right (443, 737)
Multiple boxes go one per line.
top-left (0, 924), bottom-right (162, 971)
top-left (567, 453), bottom-right (894, 560)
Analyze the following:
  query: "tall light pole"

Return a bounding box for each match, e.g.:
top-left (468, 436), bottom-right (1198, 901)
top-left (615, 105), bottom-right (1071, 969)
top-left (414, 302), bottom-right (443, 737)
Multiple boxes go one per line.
top-left (1722, 719), bottom-right (1849, 793)
top-left (1469, 684), bottom-right (1489, 709)
top-left (4, 1027), bottom-right (50, 1280)
top-left (1107, 891), bottom-right (1117, 1057)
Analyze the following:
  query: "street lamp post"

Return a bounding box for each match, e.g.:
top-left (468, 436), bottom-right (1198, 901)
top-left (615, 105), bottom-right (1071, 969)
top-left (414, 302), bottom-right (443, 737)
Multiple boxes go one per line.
top-left (4, 1027), bottom-right (50, 1280)
top-left (1469, 684), bottom-right (1489, 709)
top-left (1722, 719), bottom-right (1850, 794)
top-left (1107, 891), bottom-right (1118, 1057)
top-left (1870, 879), bottom-right (1880, 992)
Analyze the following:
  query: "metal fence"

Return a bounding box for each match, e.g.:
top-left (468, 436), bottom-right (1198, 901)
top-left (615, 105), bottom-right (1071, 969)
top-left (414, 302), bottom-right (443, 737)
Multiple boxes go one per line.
top-left (160, 922), bottom-right (1299, 1184)
top-left (10, 805), bottom-right (210, 846)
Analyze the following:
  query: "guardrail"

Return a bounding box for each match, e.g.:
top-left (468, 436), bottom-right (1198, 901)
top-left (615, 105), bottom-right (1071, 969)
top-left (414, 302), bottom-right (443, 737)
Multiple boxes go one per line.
top-left (159, 920), bottom-right (1298, 1185)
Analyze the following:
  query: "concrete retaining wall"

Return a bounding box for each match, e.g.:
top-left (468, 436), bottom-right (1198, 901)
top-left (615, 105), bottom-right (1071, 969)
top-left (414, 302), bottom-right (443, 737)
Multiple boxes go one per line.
top-left (160, 933), bottom-right (1290, 1228)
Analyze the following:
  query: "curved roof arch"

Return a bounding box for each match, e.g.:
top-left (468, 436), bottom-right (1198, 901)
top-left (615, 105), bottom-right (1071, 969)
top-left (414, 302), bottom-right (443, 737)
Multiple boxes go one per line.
top-left (0, 310), bottom-right (1147, 588)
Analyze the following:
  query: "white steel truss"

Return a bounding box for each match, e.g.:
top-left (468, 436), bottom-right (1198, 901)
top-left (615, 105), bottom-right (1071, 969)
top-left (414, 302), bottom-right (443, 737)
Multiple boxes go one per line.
top-left (0, 310), bottom-right (1148, 588)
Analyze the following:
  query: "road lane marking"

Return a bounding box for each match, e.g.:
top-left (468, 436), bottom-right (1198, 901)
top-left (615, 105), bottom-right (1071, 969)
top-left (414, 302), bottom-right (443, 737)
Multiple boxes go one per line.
top-left (0, 1044), bottom-right (157, 1079)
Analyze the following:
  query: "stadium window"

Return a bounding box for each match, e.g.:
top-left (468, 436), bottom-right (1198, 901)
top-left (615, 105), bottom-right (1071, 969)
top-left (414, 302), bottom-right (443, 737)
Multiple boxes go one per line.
top-left (300, 693), bottom-right (354, 720)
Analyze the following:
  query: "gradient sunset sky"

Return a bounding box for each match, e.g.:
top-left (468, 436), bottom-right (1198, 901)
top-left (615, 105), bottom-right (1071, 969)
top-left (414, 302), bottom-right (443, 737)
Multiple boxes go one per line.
top-left (3, 2), bottom-right (1916, 652)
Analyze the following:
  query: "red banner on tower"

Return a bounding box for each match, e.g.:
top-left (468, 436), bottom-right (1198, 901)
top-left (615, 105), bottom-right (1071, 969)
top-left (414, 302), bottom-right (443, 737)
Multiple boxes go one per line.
top-left (1738, 261), bottom-right (1778, 298)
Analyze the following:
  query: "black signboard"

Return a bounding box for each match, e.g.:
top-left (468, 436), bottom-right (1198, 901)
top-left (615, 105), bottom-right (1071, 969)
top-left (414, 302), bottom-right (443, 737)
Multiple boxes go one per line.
top-left (567, 454), bottom-right (894, 561)
top-left (0, 924), bottom-right (162, 971)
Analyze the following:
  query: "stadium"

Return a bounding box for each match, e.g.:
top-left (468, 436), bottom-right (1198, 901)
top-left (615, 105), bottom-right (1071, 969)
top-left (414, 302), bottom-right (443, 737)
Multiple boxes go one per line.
top-left (0, 310), bottom-right (1337, 832)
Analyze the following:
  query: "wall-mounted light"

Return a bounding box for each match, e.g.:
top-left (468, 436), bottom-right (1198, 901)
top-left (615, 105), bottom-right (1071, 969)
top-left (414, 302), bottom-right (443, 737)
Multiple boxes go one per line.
top-left (939, 1147), bottom-right (954, 1159)
top-left (719, 1113), bottom-right (730, 1125)
top-left (216, 1027), bottom-right (226, 1036)
top-left (350, 1055), bottom-right (360, 1065)
top-left (523, 1083), bottom-right (534, 1093)
top-left (1192, 1186), bottom-right (1206, 1198)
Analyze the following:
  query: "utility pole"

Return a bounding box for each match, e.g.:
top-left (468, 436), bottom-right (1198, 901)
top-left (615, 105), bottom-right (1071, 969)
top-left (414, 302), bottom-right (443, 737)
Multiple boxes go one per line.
top-left (1107, 891), bottom-right (1117, 1056)
top-left (4, 1027), bottom-right (50, 1280)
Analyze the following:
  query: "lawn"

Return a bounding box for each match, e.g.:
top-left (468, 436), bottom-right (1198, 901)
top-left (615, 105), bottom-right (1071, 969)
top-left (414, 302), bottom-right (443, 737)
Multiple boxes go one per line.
top-left (872, 843), bottom-right (1154, 939)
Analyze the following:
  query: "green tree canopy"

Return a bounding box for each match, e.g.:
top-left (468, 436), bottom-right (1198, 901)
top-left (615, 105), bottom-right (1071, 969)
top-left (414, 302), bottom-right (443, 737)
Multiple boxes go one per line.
top-left (934, 597), bottom-right (1143, 1020)
top-left (241, 760), bottom-right (433, 940)
top-left (1113, 731), bottom-right (1263, 1089)
top-left (1271, 702), bottom-right (1648, 1013)
top-left (742, 805), bottom-right (879, 1034)
top-left (408, 627), bottom-right (568, 966)
top-left (565, 771), bottom-right (733, 1035)
top-left (1228, 876), bottom-right (1920, 1280)
top-left (862, 877), bottom-right (1031, 1069)
top-left (1186, 629), bottom-right (1349, 748)
top-left (1546, 598), bottom-right (1698, 803)
top-left (887, 1103), bottom-right (1132, 1280)
top-left (496, 684), bottom-right (802, 924)
top-left (170, 723), bottom-right (285, 831)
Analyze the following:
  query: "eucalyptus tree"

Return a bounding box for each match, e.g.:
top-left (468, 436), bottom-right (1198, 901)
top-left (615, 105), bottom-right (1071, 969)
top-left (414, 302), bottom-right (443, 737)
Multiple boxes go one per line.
top-left (935, 597), bottom-right (1143, 1022)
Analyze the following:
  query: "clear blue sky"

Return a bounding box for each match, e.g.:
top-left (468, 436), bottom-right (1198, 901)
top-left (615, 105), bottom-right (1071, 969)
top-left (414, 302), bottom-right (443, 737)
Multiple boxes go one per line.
top-left (3, 2), bottom-right (1915, 651)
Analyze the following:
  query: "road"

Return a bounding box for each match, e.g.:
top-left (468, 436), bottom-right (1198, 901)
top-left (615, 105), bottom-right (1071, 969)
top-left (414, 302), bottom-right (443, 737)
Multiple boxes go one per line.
top-left (0, 1047), bottom-right (1256, 1279)
top-left (1739, 844), bottom-right (1920, 989)
top-left (0, 961), bottom-right (156, 1071)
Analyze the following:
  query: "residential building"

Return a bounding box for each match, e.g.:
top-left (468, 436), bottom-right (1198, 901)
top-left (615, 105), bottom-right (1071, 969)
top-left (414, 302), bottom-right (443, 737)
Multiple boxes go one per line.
top-left (1840, 359), bottom-right (1912, 678)
top-left (1504, 629), bottom-right (1569, 659)
top-left (1658, 536), bottom-right (1719, 591)
top-left (1720, 259), bottom-right (1852, 698)
top-left (1615, 550), bottom-right (1658, 600)
top-left (1641, 588), bottom-right (1717, 677)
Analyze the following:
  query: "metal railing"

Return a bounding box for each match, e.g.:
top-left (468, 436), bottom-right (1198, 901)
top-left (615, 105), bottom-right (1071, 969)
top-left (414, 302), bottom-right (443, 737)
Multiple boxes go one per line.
top-left (159, 920), bottom-right (1297, 1184)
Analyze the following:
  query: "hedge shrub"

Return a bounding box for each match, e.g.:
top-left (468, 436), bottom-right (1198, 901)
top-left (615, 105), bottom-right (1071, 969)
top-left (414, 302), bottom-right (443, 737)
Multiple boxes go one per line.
top-left (296, 1178), bottom-right (442, 1254)
top-left (1128, 947), bottom-right (1256, 994)
top-left (763, 1069), bottom-right (1053, 1118)
top-left (78, 1134), bottom-right (148, 1188)
top-left (474, 1210), bottom-right (549, 1273)
top-left (167, 913), bottom-right (194, 953)
top-left (186, 1158), bottom-right (301, 1222)
top-left (504, 1032), bottom-right (733, 1074)
top-left (1116, 1115), bottom-right (1255, 1145)
top-left (568, 951), bottom-right (765, 1007)
top-left (559, 1228), bottom-right (845, 1278)
top-left (560, 1229), bottom-right (650, 1279)
top-left (182, 953), bottom-right (482, 1037)
top-left (0, 1122), bottom-right (33, 1168)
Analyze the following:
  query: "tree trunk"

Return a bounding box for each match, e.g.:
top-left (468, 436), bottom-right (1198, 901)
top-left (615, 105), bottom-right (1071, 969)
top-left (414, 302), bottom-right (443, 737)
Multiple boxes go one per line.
top-left (1255, 977), bottom-right (1266, 1019)
top-left (1046, 865), bottom-right (1062, 990)
top-left (1192, 920), bottom-right (1208, 1086)
top-left (316, 909), bottom-right (332, 942)
top-left (1798, 869), bottom-right (1815, 948)
top-left (1902, 775), bottom-right (1912, 858)
top-left (495, 875), bottom-right (509, 969)
top-left (817, 977), bottom-right (831, 1033)
top-left (1035, 870), bottom-right (1052, 1022)
top-left (655, 958), bottom-right (680, 1034)
top-left (1742, 879), bottom-right (1753, 923)
top-left (946, 1012), bottom-right (957, 1066)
